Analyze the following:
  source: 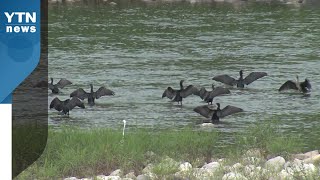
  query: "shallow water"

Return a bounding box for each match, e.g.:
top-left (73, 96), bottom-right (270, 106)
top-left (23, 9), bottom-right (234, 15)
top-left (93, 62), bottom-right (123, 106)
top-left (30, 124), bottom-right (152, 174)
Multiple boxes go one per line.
top-left (48, 2), bottom-right (320, 149)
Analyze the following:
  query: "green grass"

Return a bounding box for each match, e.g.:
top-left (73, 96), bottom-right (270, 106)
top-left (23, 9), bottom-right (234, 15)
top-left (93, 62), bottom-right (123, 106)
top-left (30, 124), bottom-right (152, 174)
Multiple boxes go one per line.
top-left (232, 120), bottom-right (305, 159)
top-left (16, 121), bottom-right (309, 179)
top-left (16, 127), bottom-right (219, 179)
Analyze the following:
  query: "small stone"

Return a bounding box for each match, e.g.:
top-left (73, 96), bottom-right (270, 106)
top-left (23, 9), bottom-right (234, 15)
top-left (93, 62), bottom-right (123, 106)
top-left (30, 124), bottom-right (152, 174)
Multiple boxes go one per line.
top-left (265, 156), bottom-right (286, 171)
top-left (222, 172), bottom-right (248, 180)
top-left (179, 162), bottom-right (192, 171)
top-left (80, 178), bottom-right (93, 180)
top-left (110, 169), bottom-right (122, 176)
top-left (109, 2), bottom-right (117, 6)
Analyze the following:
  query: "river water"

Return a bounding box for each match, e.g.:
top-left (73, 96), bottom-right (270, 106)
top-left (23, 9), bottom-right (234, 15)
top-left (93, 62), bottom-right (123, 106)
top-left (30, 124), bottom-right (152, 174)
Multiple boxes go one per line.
top-left (48, 2), bottom-right (320, 149)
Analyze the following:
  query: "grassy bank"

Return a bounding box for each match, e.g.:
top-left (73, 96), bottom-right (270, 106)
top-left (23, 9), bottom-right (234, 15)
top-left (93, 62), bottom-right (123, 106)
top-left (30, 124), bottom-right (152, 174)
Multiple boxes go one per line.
top-left (16, 121), bottom-right (306, 179)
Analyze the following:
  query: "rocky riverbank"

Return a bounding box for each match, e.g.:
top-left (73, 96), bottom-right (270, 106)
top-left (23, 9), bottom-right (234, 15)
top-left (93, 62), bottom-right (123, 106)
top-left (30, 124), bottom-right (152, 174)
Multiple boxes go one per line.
top-left (64, 149), bottom-right (320, 180)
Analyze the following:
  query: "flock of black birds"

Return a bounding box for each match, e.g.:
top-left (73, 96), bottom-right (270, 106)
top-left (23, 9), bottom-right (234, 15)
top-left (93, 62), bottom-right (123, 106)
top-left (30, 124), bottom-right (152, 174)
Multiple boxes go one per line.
top-left (34, 79), bottom-right (115, 116)
top-left (35, 70), bottom-right (312, 124)
top-left (162, 70), bottom-right (312, 124)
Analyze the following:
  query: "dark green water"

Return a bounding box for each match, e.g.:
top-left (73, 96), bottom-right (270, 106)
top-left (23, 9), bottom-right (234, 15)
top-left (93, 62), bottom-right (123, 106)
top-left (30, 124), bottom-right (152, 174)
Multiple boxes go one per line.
top-left (48, 2), bottom-right (320, 149)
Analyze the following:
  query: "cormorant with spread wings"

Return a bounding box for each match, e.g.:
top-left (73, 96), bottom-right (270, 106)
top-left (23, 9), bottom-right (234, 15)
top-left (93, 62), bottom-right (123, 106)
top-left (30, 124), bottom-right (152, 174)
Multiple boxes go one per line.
top-left (50, 97), bottom-right (85, 116)
top-left (194, 103), bottom-right (243, 123)
top-left (70, 84), bottom-right (115, 106)
top-left (34, 78), bottom-right (72, 94)
top-left (198, 84), bottom-right (231, 105)
top-left (279, 75), bottom-right (311, 94)
top-left (212, 70), bottom-right (267, 88)
top-left (162, 80), bottom-right (199, 105)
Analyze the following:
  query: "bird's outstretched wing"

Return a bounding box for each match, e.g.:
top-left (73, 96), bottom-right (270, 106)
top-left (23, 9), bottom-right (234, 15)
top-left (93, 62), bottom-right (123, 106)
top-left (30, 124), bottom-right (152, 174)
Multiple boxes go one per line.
top-left (56, 78), bottom-right (72, 89)
top-left (193, 105), bottom-right (216, 118)
top-left (205, 87), bottom-right (231, 101)
top-left (70, 88), bottom-right (88, 100)
top-left (278, 80), bottom-right (298, 91)
top-left (162, 87), bottom-right (176, 99)
top-left (95, 87), bottom-right (115, 99)
top-left (180, 85), bottom-right (199, 98)
top-left (67, 97), bottom-right (85, 110)
top-left (212, 75), bottom-right (236, 86)
top-left (50, 97), bottom-right (63, 111)
top-left (243, 72), bottom-right (268, 85)
top-left (199, 87), bottom-right (208, 100)
top-left (219, 105), bottom-right (243, 118)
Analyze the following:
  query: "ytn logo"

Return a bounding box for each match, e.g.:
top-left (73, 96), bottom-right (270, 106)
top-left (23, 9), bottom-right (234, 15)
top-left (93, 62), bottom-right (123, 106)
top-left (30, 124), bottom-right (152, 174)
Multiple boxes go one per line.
top-left (4, 12), bottom-right (37, 33)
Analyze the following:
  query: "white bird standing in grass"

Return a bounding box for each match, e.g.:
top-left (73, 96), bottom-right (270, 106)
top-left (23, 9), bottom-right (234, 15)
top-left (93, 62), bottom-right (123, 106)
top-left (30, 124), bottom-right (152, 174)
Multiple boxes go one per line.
top-left (122, 120), bottom-right (126, 138)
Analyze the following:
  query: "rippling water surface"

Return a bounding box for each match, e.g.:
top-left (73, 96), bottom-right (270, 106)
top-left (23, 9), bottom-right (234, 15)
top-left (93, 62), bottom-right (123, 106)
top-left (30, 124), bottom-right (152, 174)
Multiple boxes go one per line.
top-left (48, 2), bottom-right (320, 148)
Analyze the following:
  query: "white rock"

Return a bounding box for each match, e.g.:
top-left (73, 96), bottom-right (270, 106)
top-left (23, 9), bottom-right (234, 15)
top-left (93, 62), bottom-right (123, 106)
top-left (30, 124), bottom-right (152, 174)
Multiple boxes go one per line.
top-left (202, 161), bottom-right (220, 171)
top-left (97, 176), bottom-right (121, 180)
top-left (304, 150), bottom-right (319, 157)
top-left (293, 153), bottom-right (308, 160)
top-left (110, 169), bottom-right (122, 176)
top-left (109, 2), bottom-right (117, 6)
top-left (222, 172), bottom-right (248, 180)
top-left (64, 177), bottom-right (79, 180)
top-left (303, 154), bottom-right (320, 164)
top-left (265, 156), bottom-right (286, 171)
top-left (243, 156), bottom-right (262, 165)
top-left (96, 175), bottom-right (107, 180)
top-left (179, 162), bottom-right (192, 171)
top-left (244, 165), bottom-right (255, 174)
top-left (279, 169), bottom-right (294, 180)
top-left (231, 163), bottom-right (243, 172)
top-left (80, 178), bottom-right (93, 180)
top-left (124, 172), bottom-right (136, 179)
top-left (294, 163), bottom-right (316, 175)
top-left (136, 174), bottom-right (149, 180)
top-left (142, 164), bottom-right (154, 174)
top-left (137, 172), bottom-right (157, 180)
